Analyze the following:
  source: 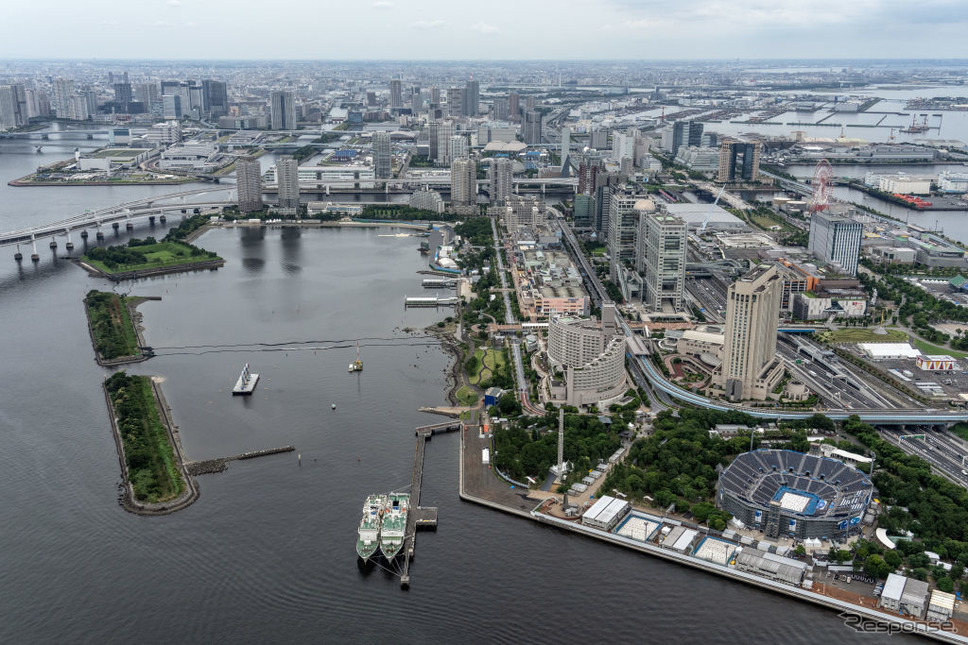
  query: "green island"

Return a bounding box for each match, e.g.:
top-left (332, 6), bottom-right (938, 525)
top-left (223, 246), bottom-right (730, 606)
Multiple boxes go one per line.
top-left (105, 372), bottom-right (185, 504)
top-left (83, 290), bottom-right (142, 362)
top-left (81, 214), bottom-right (222, 277)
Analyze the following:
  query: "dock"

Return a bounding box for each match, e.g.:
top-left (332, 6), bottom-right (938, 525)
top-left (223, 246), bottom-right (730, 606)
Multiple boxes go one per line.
top-left (421, 278), bottom-right (457, 289)
top-left (404, 296), bottom-right (459, 308)
top-left (232, 363), bottom-right (259, 395)
top-left (399, 421), bottom-right (461, 588)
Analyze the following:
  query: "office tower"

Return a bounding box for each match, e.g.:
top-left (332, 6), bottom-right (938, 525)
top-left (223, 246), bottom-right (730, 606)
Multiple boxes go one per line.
top-left (427, 122), bottom-right (440, 162)
top-left (113, 82), bottom-right (132, 106)
top-left (578, 154), bottom-right (604, 195)
top-left (508, 92), bottom-right (520, 122)
top-left (202, 80), bottom-right (228, 118)
top-left (808, 211), bottom-right (862, 276)
top-left (594, 174), bottom-right (623, 236)
top-left (410, 86), bottom-right (422, 112)
top-left (637, 205), bottom-right (686, 313)
top-left (236, 156), bottom-right (263, 213)
top-left (450, 157), bottom-right (477, 215)
top-left (671, 120), bottom-right (704, 156)
top-left (607, 192), bottom-right (640, 278)
top-left (490, 157), bottom-right (513, 206)
top-left (715, 264), bottom-right (784, 402)
top-left (135, 82), bottom-right (159, 106)
top-left (53, 78), bottom-right (74, 118)
top-left (429, 87), bottom-right (441, 107)
top-left (162, 94), bottom-right (182, 120)
top-left (522, 110), bottom-right (542, 145)
top-left (276, 155), bottom-right (300, 213)
top-left (372, 131), bottom-right (392, 179)
top-left (463, 79), bottom-right (479, 117)
top-left (389, 79), bottom-right (403, 110)
top-left (446, 88), bottom-right (463, 118)
top-left (492, 97), bottom-right (509, 122)
top-left (717, 139), bottom-right (761, 182)
top-left (573, 194), bottom-right (596, 230)
top-left (366, 91), bottom-right (377, 107)
top-left (525, 96), bottom-right (535, 112)
top-left (560, 126), bottom-right (571, 177)
top-left (590, 128), bottom-right (609, 150)
top-left (270, 91), bottom-right (296, 130)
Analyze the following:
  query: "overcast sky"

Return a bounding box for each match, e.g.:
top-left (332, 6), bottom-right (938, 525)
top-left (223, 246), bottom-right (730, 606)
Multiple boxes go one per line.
top-left (2, 0), bottom-right (966, 60)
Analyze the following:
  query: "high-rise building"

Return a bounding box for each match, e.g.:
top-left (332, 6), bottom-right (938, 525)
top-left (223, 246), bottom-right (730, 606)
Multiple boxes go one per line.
top-left (389, 79), bottom-right (403, 110)
top-left (590, 128), bottom-right (609, 150)
top-left (53, 78), bottom-right (74, 118)
top-left (717, 139), bottom-right (761, 183)
top-left (270, 91), bottom-right (296, 130)
top-left (671, 120), bottom-right (704, 156)
top-left (525, 96), bottom-right (535, 112)
top-left (492, 97), bottom-right (509, 121)
top-left (448, 134), bottom-right (468, 162)
top-left (489, 157), bottom-right (513, 206)
top-left (434, 121), bottom-right (455, 164)
top-left (429, 87), bottom-right (441, 107)
top-left (636, 203), bottom-right (687, 312)
top-left (135, 82), bottom-right (159, 107)
top-left (463, 79), bottom-right (479, 117)
top-left (202, 80), bottom-right (228, 118)
top-left (410, 86), bottom-right (422, 112)
top-left (522, 110), bottom-right (542, 145)
top-left (372, 131), bottom-right (392, 179)
top-left (573, 194), bottom-right (596, 230)
top-left (113, 82), bottom-right (132, 107)
top-left (714, 264), bottom-right (785, 401)
top-left (409, 189), bottom-right (445, 214)
top-left (236, 156), bottom-right (263, 214)
top-left (366, 91), bottom-right (377, 107)
top-left (560, 126), bottom-right (571, 177)
top-left (508, 92), bottom-right (520, 122)
top-left (611, 129), bottom-right (637, 163)
top-left (607, 192), bottom-right (640, 277)
top-left (546, 303), bottom-right (627, 407)
top-left (275, 155), bottom-right (300, 213)
top-left (446, 87), bottom-right (463, 118)
top-left (0, 84), bottom-right (27, 129)
top-left (162, 94), bottom-right (182, 120)
top-left (450, 157), bottom-right (477, 215)
top-left (808, 210), bottom-right (862, 276)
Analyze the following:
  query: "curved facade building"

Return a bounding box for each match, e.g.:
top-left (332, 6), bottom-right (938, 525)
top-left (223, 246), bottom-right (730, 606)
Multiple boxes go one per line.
top-left (717, 449), bottom-right (873, 540)
top-left (548, 304), bottom-right (627, 407)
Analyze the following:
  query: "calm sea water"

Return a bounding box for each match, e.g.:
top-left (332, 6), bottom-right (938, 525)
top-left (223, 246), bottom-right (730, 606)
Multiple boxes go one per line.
top-left (0, 130), bottom-right (920, 644)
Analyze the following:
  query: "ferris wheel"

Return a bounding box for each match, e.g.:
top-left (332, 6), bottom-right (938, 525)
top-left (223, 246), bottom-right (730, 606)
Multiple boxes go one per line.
top-left (811, 159), bottom-right (832, 214)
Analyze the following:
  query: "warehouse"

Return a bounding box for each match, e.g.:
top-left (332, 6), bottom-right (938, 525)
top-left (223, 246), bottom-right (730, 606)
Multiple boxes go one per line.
top-left (666, 203), bottom-right (746, 231)
top-left (858, 343), bottom-right (922, 360)
top-left (733, 549), bottom-right (807, 586)
top-left (927, 589), bottom-right (957, 623)
top-left (880, 573), bottom-right (930, 619)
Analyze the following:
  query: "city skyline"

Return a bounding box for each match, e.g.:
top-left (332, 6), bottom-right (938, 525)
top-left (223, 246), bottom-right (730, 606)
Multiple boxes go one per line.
top-left (1, 0), bottom-right (967, 60)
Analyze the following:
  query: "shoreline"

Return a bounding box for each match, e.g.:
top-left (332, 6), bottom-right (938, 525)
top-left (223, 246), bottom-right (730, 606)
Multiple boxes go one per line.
top-left (84, 293), bottom-right (153, 367)
top-left (456, 421), bottom-right (965, 643)
top-left (75, 257), bottom-right (225, 282)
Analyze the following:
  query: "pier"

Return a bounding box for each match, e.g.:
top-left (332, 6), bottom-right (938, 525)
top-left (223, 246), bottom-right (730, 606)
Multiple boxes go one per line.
top-left (399, 420), bottom-right (460, 588)
top-left (184, 445), bottom-right (295, 476)
top-left (404, 295), bottom-right (459, 308)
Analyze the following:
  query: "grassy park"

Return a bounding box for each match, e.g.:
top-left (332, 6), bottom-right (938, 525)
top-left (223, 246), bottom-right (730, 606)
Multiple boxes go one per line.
top-left (84, 291), bottom-right (141, 360)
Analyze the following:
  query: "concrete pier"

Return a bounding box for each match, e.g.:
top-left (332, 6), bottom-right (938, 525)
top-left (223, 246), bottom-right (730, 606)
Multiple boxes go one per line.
top-left (184, 445), bottom-right (295, 476)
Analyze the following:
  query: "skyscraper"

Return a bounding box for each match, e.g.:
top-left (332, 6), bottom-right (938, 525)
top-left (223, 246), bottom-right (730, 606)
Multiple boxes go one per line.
top-left (671, 120), bottom-right (704, 156)
top-left (410, 86), bottom-right (422, 112)
top-left (270, 91), bottom-right (296, 130)
top-left (463, 79), bottom-right (479, 117)
top-left (435, 121), bottom-right (455, 164)
top-left (275, 155), bottom-right (300, 213)
top-left (448, 134), bottom-right (468, 162)
top-left (606, 192), bottom-right (640, 279)
top-left (714, 264), bottom-right (784, 401)
top-left (236, 156), bottom-right (263, 214)
top-left (53, 78), bottom-right (74, 118)
top-left (202, 80), bottom-right (228, 118)
top-left (636, 204), bottom-right (687, 312)
top-left (522, 110), bottom-right (542, 145)
top-left (0, 84), bottom-right (27, 128)
top-left (492, 97), bottom-right (509, 121)
top-left (162, 94), bottom-right (182, 120)
top-left (372, 131), bottom-right (392, 179)
top-left (450, 157), bottom-right (477, 215)
top-left (489, 157), bottom-right (513, 206)
top-left (446, 88), bottom-right (463, 118)
top-left (389, 79), bottom-right (403, 110)
top-left (508, 92), bottom-right (520, 122)
top-left (560, 126), bottom-right (571, 177)
top-left (808, 211), bottom-right (862, 276)
top-left (717, 139), bottom-right (761, 182)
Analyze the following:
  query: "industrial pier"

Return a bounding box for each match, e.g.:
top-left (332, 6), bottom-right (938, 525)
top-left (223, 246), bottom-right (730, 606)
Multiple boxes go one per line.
top-left (404, 295), bottom-right (459, 308)
top-left (398, 419), bottom-right (461, 588)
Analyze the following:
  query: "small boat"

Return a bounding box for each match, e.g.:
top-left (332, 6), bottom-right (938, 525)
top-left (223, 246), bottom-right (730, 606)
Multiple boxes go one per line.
top-left (331, 402), bottom-right (337, 410)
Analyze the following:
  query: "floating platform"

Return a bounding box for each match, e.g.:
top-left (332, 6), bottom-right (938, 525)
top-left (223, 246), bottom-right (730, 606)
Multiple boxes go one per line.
top-left (232, 363), bottom-right (259, 395)
top-left (404, 296), bottom-right (459, 308)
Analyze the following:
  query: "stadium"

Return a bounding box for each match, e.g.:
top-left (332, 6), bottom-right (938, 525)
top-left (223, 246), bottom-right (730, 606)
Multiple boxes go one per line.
top-left (717, 449), bottom-right (874, 540)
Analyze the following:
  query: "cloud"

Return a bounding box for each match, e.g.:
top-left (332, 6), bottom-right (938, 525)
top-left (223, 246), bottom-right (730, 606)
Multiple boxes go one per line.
top-left (372, 1), bottom-right (393, 7)
top-left (470, 22), bottom-right (499, 34)
top-left (411, 19), bottom-right (445, 29)
top-left (167, 0), bottom-right (181, 6)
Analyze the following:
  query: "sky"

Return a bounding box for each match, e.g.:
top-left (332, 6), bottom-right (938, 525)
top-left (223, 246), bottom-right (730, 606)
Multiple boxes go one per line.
top-left (1, 0), bottom-right (967, 60)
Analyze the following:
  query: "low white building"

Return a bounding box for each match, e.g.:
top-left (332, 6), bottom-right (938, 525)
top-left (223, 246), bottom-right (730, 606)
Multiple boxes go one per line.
top-left (927, 589), bottom-right (957, 622)
top-left (581, 495), bottom-right (630, 531)
top-left (858, 343), bottom-right (922, 360)
top-left (879, 175), bottom-right (932, 195)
